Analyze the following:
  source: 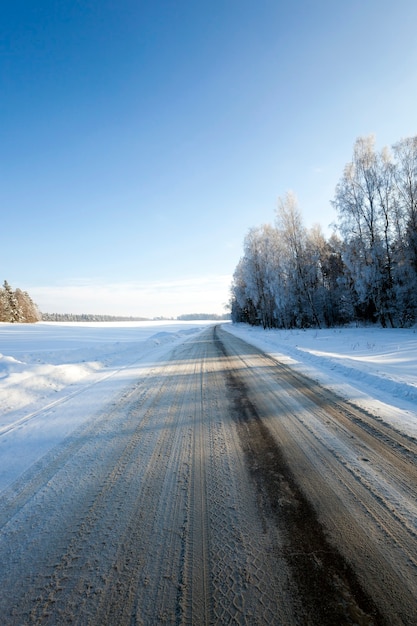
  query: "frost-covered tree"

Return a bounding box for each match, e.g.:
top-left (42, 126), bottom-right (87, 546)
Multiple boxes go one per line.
top-left (230, 257), bottom-right (258, 325)
top-left (230, 198), bottom-right (348, 329)
top-left (244, 225), bottom-right (288, 328)
top-left (333, 136), bottom-right (400, 326)
top-left (276, 192), bottom-right (322, 327)
top-left (14, 289), bottom-right (41, 323)
top-left (230, 227), bottom-right (271, 327)
top-left (323, 233), bottom-right (354, 324)
top-left (333, 135), bottom-right (417, 326)
top-left (0, 289), bottom-right (7, 322)
top-left (393, 136), bottom-right (417, 271)
top-left (230, 226), bottom-right (284, 327)
top-left (0, 281), bottom-right (40, 323)
top-left (231, 133), bottom-right (417, 330)
top-left (333, 137), bottom-right (377, 321)
top-left (391, 136), bottom-right (417, 324)
top-left (304, 226), bottom-right (350, 327)
top-left (1, 280), bottom-right (21, 322)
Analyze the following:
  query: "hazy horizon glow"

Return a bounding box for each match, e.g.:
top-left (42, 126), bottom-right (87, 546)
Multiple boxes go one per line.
top-left (31, 275), bottom-right (232, 318)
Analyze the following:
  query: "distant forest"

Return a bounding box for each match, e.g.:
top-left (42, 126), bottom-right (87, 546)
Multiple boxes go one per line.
top-left (43, 313), bottom-right (230, 322)
top-left (0, 285), bottom-right (229, 324)
top-left (41, 313), bottom-right (150, 322)
top-left (230, 135), bottom-right (417, 329)
top-left (177, 313), bottom-right (230, 320)
top-left (0, 280), bottom-right (41, 323)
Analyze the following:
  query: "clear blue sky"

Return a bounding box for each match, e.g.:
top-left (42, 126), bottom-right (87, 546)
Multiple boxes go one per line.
top-left (1, 0), bottom-right (417, 317)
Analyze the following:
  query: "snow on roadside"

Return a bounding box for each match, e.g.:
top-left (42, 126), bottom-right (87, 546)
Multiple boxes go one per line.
top-left (0, 321), bottom-right (214, 492)
top-left (222, 323), bottom-right (417, 439)
top-left (0, 321), bottom-right (211, 418)
top-left (1, 320), bottom-right (417, 493)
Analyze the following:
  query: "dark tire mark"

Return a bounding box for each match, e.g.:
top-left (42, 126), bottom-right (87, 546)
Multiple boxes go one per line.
top-left (215, 326), bottom-right (385, 626)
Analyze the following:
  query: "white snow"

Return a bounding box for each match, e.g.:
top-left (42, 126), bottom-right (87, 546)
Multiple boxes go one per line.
top-left (223, 323), bottom-right (417, 438)
top-left (1, 320), bottom-right (416, 494)
top-left (0, 321), bottom-right (214, 492)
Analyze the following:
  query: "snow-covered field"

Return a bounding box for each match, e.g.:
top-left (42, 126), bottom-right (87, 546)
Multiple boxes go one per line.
top-left (1, 320), bottom-right (416, 493)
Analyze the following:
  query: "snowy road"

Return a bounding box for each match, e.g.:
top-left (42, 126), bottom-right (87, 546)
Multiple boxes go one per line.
top-left (0, 325), bottom-right (416, 624)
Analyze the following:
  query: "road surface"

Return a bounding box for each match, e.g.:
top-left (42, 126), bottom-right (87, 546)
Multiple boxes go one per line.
top-left (0, 325), bottom-right (416, 625)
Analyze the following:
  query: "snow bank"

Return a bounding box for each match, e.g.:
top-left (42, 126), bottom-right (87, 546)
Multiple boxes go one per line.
top-left (0, 321), bottom-right (211, 418)
top-left (223, 323), bottom-right (417, 437)
top-left (0, 321), bottom-right (215, 491)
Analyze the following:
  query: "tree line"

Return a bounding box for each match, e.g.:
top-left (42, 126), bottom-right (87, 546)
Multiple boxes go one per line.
top-left (230, 135), bottom-right (417, 329)
top-left (41, 313), bottom-right (151, 322)
top-left (177, 313), bottom-right (230, 321)
top-left (0, 280), bottom-right (41, 323)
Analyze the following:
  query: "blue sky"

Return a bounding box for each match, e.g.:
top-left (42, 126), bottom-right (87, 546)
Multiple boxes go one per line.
top-left (1, 0), bottom-right (417, 317)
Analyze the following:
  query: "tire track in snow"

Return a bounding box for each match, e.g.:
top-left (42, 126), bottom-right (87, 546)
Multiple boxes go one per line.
top-left (0, 354), bottom-right (199, 623)
top-left (0, 371), bottom-right (159, 529)
top-left (3, 325), bottom-right (394, 625)
top-left (182, 353), bottom-right (212, 624)
top-left (217, 325), bottom-right (417, 625)
top-left (0, 327), bottom-right (301, 625)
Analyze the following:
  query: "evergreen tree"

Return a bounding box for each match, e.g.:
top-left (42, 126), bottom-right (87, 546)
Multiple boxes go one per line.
top-left (2, 280), bottom-right (21, 322)
top-left (0, 281), bottom-right (40, 323)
